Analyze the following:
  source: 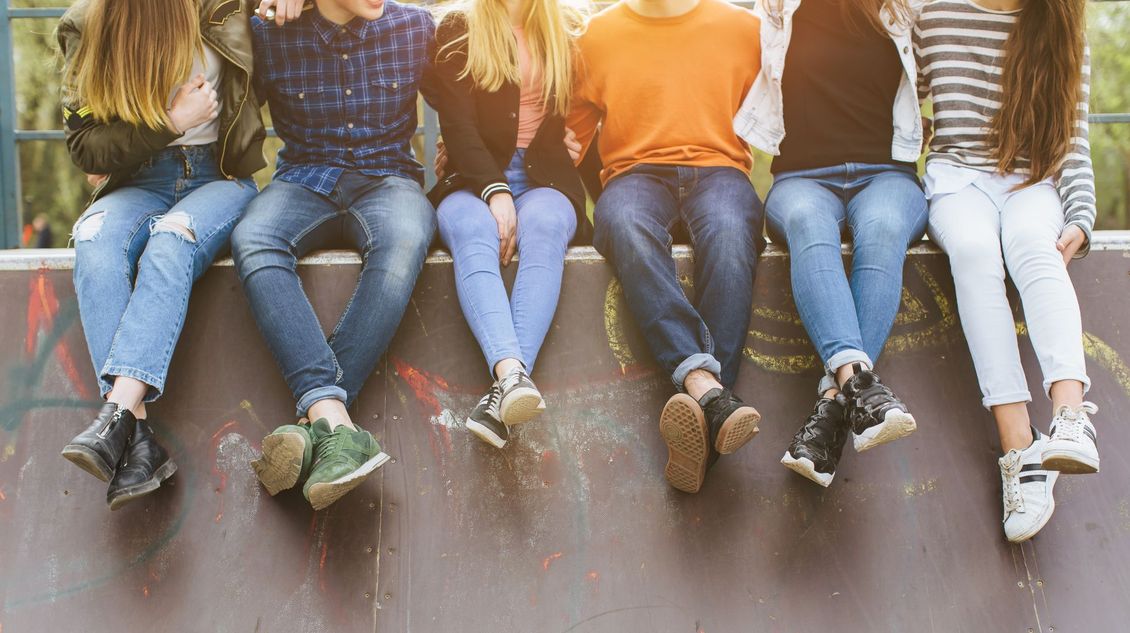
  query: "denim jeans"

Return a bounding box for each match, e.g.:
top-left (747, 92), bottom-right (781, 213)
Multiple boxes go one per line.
top-left (593, 165), bottom-right (764, 389)
top-left (231, 171), bottom-right (435, 417)
top-left (436, 150), bottom-right (577, 376)
top-left (72, 145), bottom-right (257, 401)
top-left (765, 163), bottom-right (927, 393)
top-left (927, 168), bottom-right (1089, 409)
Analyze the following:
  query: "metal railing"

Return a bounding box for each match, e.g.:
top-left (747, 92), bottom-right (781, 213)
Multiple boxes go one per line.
top-left (2, 1), bottom-right (1129, 247)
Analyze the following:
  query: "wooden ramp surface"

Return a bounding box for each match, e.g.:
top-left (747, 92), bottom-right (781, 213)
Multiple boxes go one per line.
top-left (2, 239), bottom-right (1129, 633)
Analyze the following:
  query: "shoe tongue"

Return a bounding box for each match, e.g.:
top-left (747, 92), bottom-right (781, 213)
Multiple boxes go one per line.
top-left (311, 418), bottom-right (334, 436)
top-left (999, 449), bottom-right (1022, 471)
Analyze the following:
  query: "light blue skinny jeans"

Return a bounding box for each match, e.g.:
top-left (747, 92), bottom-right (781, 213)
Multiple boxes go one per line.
top-left (437, 150), bottom-right (577, 377)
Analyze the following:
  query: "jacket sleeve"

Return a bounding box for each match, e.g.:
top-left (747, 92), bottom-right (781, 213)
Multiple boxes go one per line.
top-left (56, 16), bottom-right (182, 175)
top-left (426, 16), bottom-right (509, 203)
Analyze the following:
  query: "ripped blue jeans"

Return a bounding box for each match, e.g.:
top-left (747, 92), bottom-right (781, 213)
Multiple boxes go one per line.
top-left (72, 144), bottom-right (257, 402)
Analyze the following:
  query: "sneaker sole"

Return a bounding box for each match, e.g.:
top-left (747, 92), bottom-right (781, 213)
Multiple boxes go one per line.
top-left (1006, 471), bottom-right (1059, 543)
top-left (659, 394), bottom-right (708, 494)
top-left (108, 460), bottom-right (178, 511)
top-left (714, 405), bottom-right (760, 455)
top-left (500, 388), bottom-right (545, 426)
top-left (853, 409), bottom-right (917, 453)
top-left (307, 452), bottom-right (391, 511)
top-left (60, 445), bottom-right (115, 483)
top-left (251, 432), bottom-right (308, 496)
top-left (1041, 444), bottom-right (1100, 475)
top-left (780, 452), bottom-right (834, 487)
top-left (465, 419), bottom-right (508, 449)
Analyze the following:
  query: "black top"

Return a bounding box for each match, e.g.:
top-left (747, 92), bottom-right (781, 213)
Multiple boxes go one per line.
top-left (425, 14), bottom-right (590, 245)
top-left (773, 0), bottom-right (910, 174)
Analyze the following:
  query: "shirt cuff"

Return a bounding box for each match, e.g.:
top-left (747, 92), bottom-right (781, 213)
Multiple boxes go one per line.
top-left (480, 182), bottom-right (511, 203)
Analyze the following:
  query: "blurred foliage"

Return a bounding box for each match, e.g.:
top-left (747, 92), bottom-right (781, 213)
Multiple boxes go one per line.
top-left (5, 0), bottom-right (1130, 246)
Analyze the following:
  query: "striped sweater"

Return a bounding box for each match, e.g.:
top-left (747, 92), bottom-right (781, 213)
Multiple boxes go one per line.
top-left (914, 0), bottom-right (1096, 239)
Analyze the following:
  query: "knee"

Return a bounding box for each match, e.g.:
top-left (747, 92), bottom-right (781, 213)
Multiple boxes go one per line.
top-left (382, 212), bottom-right (434, 258)
top-left (852, 216), bottom-right (915, 260)
top-left (231, 217), bottom-right (291, 280)
top-left (519, 201), bottom-right (575, 247)
top-left (150, 211), bottom-right (197, 244)
top-left (943, 232), bottom-right (1003, 275)
top-left (438, 201), bottom-right (497, 251)
top-left (72, 210), bottom-right (107, 244)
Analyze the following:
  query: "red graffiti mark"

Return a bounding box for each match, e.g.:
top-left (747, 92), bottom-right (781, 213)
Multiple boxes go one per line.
top-left (586, 571), bottom-right (599, 582)
top-left (542, 551), bottom-right (563, 571)
top-left (209, 420), bottom-right (239, 523)
top-left (0, 488), bottom-right (6, 501)
top-left (142, 585), bottom-right (150, 598)
top-left (25, 271), bottom-right (93, 400)
top-left (391, 357), bottom-right (449, 416)
top-left (318, 542), bottom-right (329, 594)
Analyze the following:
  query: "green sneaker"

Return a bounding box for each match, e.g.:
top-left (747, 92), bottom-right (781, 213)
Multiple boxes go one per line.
top-left (302, 419), bottom-right (390, 511)
top-left (251, 424), bottom-right (313, 496)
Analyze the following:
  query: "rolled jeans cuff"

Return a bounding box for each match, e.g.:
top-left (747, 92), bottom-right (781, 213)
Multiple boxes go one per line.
top-left (825, 350), bottom-right (873, 378)
top-left (1042, 373), bottom-right (1091, 400)
top-left (672, 353), bottom-right (722, 391)
top-left (296, 385), bottom-right (348, 418)
top-left (982, 391), bottom-right (1032, 411)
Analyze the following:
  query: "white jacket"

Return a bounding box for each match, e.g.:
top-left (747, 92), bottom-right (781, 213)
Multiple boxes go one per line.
top-left (733, 0), bottom-right (927, 163)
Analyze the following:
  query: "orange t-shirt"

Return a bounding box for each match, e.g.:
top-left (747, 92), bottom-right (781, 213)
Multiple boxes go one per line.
top-left (567, 0), bottom-right (762, 185)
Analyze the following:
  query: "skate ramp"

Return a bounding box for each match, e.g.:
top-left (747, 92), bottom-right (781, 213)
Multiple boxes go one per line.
top-left (2, 237), bottom-right (1130, 632)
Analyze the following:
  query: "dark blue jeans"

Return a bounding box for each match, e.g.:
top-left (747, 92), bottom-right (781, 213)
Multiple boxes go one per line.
top-left (766, 163), bottom-right (927, 393)
top-left (593, 165), bottom-right (764, 389)
top-left (231, 172), bottom-right (435, 417)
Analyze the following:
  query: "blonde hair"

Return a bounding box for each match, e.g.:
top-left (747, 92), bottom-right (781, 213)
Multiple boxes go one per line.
top-left (65, 0), bottom-right (202, 130)
top-left (437, 0), bottom-right (588, 116)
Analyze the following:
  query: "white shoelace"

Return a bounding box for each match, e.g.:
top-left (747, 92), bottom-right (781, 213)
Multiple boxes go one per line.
top-left (499, 369), bottom-right (524, 393)
top-left (1051, 402), bottom-right (1098, 443)
top-left (1000, 451), bottom-right (1024, 515)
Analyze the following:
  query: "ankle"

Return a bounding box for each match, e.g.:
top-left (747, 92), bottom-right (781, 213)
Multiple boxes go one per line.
top-left (1000, 427), bottom-right (1034, 454)
top-left (683, 370), bottom-right (722, 401)
top-left (493, 358), bottom-right (524, 381)
top-left (834, 362), bottom-right (868, 389)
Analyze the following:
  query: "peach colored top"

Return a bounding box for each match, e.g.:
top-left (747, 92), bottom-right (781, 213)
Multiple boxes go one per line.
top-left (513, 26), bottom-right (547, 149)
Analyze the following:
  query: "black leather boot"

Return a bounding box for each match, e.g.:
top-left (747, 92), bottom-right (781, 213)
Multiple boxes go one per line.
top-left (107, 419), bottom-right (177, 511)
top-left (61, 403), bottom-right (136, 482)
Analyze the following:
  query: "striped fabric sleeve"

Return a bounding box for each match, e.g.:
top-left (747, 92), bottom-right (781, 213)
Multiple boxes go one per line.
top-left (479, 182), bottom-right (512, 203)
top-left (1057, 45), bottom-right (1097, 255)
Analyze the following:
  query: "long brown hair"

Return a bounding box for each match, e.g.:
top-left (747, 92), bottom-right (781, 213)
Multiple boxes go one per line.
top-left (990, 0), bottom-right (1087, 186)
top-left (764, 0), bottom-right (915, 33)
top-left (65, 0), bottom-right (202, 130)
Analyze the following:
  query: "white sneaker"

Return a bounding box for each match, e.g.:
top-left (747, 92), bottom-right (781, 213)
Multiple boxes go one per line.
top-left (1000, 428), bottom-right (1059, 543)
top-left (1042, 402), bottom-right (1100, 474)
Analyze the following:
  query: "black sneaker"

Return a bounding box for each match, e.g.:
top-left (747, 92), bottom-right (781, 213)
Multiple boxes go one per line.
top-left (465, 384), bottom-right (509, 449)
top-left (841, 364), bottom-right (916, 452)
top-left (107, 419), bottom-right (178, 511)
top-left (498, 367), bottom-right (545, 426)
top-left (698, 388), bottom-right (761, 455)
top-left (780, 395), bottom-right (849, 487)
top-left (61, 403), bottom-right (137, 482)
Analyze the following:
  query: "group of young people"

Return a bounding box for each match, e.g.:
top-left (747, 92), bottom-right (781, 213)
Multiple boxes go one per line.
top-left (54, 0), bottom-right (1100, 542)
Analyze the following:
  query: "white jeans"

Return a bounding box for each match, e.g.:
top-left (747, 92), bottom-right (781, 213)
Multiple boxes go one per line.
top-left (926, 166), bottom-right (1090, 409)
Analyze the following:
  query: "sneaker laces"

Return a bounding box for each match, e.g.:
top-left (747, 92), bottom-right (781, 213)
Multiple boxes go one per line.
top-left (499, 369), bottom-right (524, 393)
top-left (314, 429), bottom-right (345, 464)
top-left (1000, 451), bottom-right (1024, 515)
top-left (480, 385), bottom-right (502, 417)
top-left (798, 401), bottom-right (842, 443)
top-left (1050, 403), bottom-right (1096, 443)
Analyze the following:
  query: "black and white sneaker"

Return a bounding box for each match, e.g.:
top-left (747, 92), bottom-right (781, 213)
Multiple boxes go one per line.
top-left (465, 384), bottom-right (508, 449)
top-left (1042, 402), bottom-right (1100, 474)
top-left (1001, 427), bottom-right (1058, 543)
top-left (841, 364), bottom-right (916, 452)
top-left (498, 367), bottom-right (545, 426)
top-left (699, 388), bottom-right (761, 455)
top-left (780, 395), bottom-right (849, 488)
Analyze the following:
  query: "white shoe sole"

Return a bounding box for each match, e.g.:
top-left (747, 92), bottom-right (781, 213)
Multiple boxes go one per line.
top-left (1041, 442), bottom-right (1100, 474)
top-left (251, 432), bottom-right (308, 496)
top-left (1006, 471), bottom-right (1059, 543)
top-left (306, 452), bottom-right (391, 511)
top-left (465, 419), bottom-right (507, 449)
top-left (500, 387), bottom-right (545, 426)
top-left (853, 409), bottom-right (917, 453)
top-left (780, 452), bottom-right (834, 488)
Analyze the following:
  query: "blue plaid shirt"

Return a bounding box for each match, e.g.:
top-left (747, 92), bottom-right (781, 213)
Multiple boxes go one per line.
top-left (252, 2), bottom-right (435, 194)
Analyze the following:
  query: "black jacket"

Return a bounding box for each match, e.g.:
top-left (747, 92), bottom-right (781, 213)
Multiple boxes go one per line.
top-left (426, 14), bottom-right (590, 244)
top-left (57, 0), bottom-right (267, 207)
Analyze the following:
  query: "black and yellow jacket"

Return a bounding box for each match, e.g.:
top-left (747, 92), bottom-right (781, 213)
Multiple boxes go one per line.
top-left (56, 0), bottom-right (267, 205)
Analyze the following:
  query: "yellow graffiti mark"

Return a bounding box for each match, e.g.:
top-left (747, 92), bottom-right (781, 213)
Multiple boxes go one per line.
top-left (743, 347), bottom-right (818, 374)
top-left (1, 443), bottom-right (14, 463)
top-left (893, 287), bottom-right (928, 326)
top-left (883, 261), bottom-right (960, 354)
top-left (604, 278), bottom-right (637, 372)
top-left (748, 330), bottom-right (812, 346)
top-left (1016, 322), bottom-right (1130, 398)
top-left (752, 305), bottom-right (803, 326)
